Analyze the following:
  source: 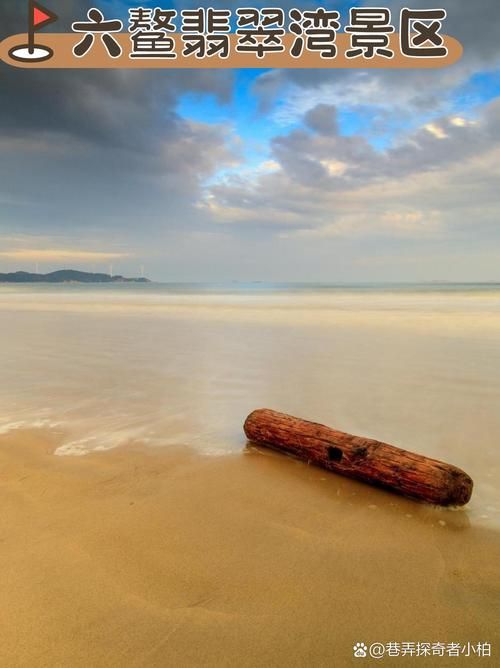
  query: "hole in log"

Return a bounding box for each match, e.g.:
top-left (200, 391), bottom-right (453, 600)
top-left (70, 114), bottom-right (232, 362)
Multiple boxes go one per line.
top-left (327, 446), bottom-right (343, 462)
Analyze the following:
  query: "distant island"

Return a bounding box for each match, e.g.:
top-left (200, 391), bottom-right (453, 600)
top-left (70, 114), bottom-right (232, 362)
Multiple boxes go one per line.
top-left (0, 270), bottom-right (150, 284)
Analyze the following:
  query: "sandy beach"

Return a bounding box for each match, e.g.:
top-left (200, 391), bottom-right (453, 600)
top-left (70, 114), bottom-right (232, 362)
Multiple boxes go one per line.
top-left (0, 284), bottom-right (499, 666)
top-left (1, 428), bottom-right (499, 667)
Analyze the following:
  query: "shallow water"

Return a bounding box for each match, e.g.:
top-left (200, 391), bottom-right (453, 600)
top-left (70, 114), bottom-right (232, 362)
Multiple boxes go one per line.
top-left (0, 282), bottom-right (499, 526)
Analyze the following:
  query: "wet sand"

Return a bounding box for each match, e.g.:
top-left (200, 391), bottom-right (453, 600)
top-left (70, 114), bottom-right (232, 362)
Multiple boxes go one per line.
top-left (1, 284), bottom-right (500, 665)
top-left (1, 429), bottom-right (499, 667)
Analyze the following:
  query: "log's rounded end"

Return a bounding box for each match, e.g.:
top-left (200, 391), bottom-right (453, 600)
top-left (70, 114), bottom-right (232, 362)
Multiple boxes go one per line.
top-left (444, 468), bottom-right (474, 506)
top-left (243, 409), bottom-right (267, 440)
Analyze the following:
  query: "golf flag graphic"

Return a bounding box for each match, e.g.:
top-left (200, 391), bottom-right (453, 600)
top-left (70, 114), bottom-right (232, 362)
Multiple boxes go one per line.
top-left (31, 2), bottom-right (58, 32)
top-left (8, 0), bottom-right (58, 63)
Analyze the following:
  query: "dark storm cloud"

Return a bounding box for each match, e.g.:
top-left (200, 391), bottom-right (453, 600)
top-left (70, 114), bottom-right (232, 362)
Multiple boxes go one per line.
top-left (0, 66), bottom-right (232, 152)
top-left (0, 1), bottom-right (233, 151)
top-left (0, 0), bottom-right (238, 242)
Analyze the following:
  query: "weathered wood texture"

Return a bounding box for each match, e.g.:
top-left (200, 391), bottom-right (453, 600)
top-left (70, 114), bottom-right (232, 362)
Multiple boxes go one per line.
top-left (244, 409), bottom-right (473, 506)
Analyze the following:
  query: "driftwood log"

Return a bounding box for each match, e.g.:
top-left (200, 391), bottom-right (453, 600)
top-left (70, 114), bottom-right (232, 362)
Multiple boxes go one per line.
top-left (244, 409), bottom-right (473, 506)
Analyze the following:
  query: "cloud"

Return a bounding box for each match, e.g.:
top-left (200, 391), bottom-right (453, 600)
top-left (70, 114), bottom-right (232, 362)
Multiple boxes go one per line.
top-left (0, 1), bottom-right (233, 151)
top-left (204, 98), bottom-right (500, 241)
top-left (304, 104), bottom-right (339, 136)
top-left (0, 249), bottom-right (129, 262)
top-left (0, 0), bottom-right (239, 247)
top-left (0, 10), bottom-right (235, 148)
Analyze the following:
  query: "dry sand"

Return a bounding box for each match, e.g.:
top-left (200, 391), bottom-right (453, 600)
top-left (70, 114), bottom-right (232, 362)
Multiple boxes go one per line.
top-left (1, 429), bottom-right (499, 667)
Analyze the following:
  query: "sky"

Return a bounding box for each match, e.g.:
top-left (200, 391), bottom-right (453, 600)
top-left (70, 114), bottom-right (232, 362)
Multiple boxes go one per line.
top-left (0, 0), bottom-right (499, 282)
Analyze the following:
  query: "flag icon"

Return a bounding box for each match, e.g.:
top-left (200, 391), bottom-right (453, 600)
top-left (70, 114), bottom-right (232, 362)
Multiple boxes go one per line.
top-left (32, 2), bottom-right (58, 32)
top-left (8, 0), bottom-right (58, 63)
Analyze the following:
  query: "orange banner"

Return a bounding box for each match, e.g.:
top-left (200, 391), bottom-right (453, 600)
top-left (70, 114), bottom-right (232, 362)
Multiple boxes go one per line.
top-left (1, 33), bottom-right (462, 69)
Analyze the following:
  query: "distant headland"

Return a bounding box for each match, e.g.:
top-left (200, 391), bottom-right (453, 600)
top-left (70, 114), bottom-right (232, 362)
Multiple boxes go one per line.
top-left (0, 270), bottom-right (150, 284)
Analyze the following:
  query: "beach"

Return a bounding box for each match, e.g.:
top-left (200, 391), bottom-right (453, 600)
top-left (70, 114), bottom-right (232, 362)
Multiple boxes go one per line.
top-left (0, 283), bottom-right (499, 666)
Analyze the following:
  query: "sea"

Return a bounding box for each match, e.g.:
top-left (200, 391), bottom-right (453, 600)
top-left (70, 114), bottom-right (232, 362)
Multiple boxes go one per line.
top-left (0, 282), bottom-right (499, 524)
